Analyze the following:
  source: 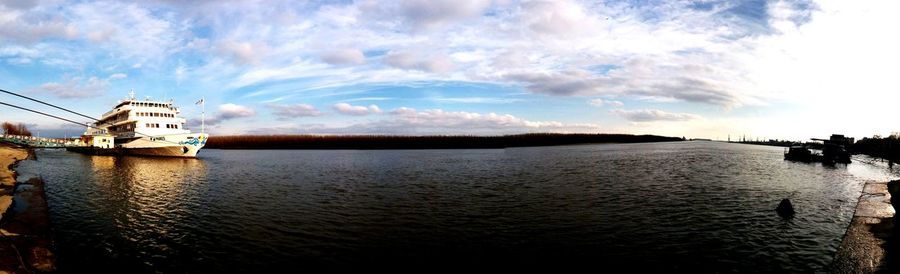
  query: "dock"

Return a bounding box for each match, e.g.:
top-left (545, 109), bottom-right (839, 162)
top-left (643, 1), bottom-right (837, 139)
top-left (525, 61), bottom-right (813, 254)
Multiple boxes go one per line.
top-left (831, 181), bottom-right (897, 273)
top-left (1, 134), bottom-right (77, 148)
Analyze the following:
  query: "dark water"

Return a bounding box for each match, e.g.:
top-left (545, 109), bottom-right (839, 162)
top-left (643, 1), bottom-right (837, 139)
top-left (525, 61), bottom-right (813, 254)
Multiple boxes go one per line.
top-left (14, 141), bottom-right (900, 272)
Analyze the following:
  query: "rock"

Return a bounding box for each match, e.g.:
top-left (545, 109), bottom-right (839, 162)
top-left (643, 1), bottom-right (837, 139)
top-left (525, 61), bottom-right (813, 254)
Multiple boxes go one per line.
top-left (776, 198), bottom-right (795, 218)
top-left (28, 246), bottom-right (55, 272)
top-left (0, 195), bottom-right (11, 223)
top-left (888, 180), bottom-right (900, 211)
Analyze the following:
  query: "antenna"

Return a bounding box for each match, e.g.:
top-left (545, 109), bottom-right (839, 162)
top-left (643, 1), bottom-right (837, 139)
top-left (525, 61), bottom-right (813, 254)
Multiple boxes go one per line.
top-left (129, 89), bottom-right (135, 100)
top-left (201, 97), bottom-right (205, 134)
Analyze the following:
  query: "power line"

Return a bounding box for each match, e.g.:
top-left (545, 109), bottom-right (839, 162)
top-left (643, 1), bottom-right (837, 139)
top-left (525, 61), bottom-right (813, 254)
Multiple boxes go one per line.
top-left (0, 91), bottom-right (190, 146)
top-left (0, 88), bottom-right (100, 122)
top-left (0, 101), bottom-right (96, 129)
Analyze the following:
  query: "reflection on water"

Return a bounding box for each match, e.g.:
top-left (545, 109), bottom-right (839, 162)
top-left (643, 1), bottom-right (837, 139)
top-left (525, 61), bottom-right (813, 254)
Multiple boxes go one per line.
top-left (13, 142), bottom-right (900, 272)
top-left (89, 156), bottom-right (208, 241)
top-left (18, 153), bottom-right (209, 272)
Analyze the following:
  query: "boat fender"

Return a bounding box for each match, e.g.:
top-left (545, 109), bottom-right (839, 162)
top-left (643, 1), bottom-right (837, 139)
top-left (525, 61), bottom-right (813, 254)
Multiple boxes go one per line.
top-left (182, 146), bottom-right (189, 154)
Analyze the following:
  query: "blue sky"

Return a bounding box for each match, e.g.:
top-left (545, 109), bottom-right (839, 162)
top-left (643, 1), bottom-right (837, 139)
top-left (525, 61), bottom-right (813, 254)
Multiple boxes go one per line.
top-left (1, 0), bottom-right (899, 140)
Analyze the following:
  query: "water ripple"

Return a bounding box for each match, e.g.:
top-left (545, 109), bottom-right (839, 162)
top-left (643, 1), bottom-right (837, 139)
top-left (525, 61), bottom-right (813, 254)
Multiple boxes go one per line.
top-left (13, 142), bottom-right (900, 272)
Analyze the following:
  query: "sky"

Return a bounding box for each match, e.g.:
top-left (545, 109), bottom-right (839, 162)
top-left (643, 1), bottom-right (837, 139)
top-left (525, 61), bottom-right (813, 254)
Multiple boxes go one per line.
top-left (1, 0), bottom-right (899, 140)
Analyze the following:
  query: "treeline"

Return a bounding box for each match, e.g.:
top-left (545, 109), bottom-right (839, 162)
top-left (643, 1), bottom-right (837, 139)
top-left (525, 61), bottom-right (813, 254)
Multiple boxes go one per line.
top-left (853, 135), bottom-right (900, 162)
top-left (734, 139), bottom-right (797, 147)
top-left (1, 122), bottom-right (32, 136)
top-left (205, 133), bottom-right (684, 149)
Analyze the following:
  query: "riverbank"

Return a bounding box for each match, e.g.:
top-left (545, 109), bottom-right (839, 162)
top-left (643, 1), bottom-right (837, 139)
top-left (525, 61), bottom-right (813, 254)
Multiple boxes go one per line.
top-left (205, 133), bottom-right (685, 149)
top-left (831, 180), bottom-right (898, 273)
top-left (0, 143), bottom-right (55, 272)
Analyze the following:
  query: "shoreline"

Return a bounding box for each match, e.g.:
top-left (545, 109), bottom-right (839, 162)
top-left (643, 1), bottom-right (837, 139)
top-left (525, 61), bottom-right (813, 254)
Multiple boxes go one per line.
top-left (204, 134), bottom-right (685, 150)
top-left (830, 180), bottom-right (898, 273)
top-left (0, 143), bottom-right (56, 272)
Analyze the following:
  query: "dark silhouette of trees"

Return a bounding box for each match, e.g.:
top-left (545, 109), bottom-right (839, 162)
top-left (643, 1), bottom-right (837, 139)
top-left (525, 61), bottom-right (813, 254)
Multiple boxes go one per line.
top-left (1, 122), bottom-right (32, 136)
top-left (205, 133), bottom-right (684, 149)
top-left (853, 133), bottom-right (900, 161)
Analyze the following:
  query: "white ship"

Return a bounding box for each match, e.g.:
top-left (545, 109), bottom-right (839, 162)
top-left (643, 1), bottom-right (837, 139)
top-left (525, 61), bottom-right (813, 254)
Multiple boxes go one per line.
top-left (67, 91), bottom-right (209, 157)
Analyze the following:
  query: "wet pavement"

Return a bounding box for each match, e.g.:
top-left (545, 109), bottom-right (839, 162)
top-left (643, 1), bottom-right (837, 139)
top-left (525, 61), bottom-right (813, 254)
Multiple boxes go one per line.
top-left (831, 181), bottom-right (896, 273)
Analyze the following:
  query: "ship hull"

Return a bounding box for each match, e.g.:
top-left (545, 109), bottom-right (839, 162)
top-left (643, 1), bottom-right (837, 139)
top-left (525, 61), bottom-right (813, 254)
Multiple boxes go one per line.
top-left (68, 133), bottom-right (208, 158)
top-left (66, 146), bottom-right (199, 158)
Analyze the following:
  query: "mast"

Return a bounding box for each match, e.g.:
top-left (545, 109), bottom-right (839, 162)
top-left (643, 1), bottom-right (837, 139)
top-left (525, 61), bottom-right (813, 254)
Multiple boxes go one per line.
top-left (198, 97), bottom-right (205, 134)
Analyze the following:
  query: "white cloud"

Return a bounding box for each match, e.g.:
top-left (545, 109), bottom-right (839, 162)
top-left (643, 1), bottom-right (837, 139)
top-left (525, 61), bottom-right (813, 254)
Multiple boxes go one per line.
top-left (68, 2), bottom-right (187, 63)
top-left (38, 77), bottom-right (108, 99)
top-left (198, 103), bottom-right (256, 126)
top-left (611, 109), bottom-right (701, 122)
top-left (268, 103), bottom-right (322, 119)
top-left (333, 102), bottom-right (382, 116)
top-left (0, 11), bottom-right (78, 43)
top-left (383, 51), bottom-right (454, 73)
top-left (320, 48), bottom-right (365, 65)
top-left (360, 0), bottom-right (492, 31)
top-left (219, 40), bottom-right (266, 65)
top-left (523, 0), bottom-right (596, 36)
top-left (0, 0), bottom-right (39, 10)
top-left (218, 103), bottom-right (256, 119)
top-left (588, 98), bottom-right (623, 107)
top-left (368, 107), bottom-right (600, 134)
top-left (10, 0), bottom-right (900, 139)
top-left (244, 107), bottom-right (602, 135)
top-left (433, 97), bottom-right (525, 104)
top-left (35, 73), bottom-right (128, 99)
top-left (0, 45), bottom-right (41, 64)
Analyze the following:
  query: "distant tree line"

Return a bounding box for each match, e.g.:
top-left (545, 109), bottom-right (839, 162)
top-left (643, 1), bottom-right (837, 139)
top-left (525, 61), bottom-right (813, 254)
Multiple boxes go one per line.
top-left (205, 133), bottom-right (684, 149)
top-left (734, 139), bottom-right (797, 147)
top-left (1, 122), bottom-right (32, 136)
top-left (852, 133), bottom-right (900, 161)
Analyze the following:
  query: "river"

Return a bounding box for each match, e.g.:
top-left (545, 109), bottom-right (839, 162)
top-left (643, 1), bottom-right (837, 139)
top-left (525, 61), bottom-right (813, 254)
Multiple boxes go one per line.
top-left (13, 141), bottom-right (900, 272)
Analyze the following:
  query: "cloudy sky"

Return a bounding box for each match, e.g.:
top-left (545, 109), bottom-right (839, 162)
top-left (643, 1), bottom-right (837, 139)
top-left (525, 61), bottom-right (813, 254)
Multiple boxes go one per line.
top-left (1, 0), bottom-right (898, 140)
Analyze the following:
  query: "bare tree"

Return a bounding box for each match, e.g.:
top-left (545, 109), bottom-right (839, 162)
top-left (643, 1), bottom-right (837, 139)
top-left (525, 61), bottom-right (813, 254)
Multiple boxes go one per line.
top-left (1, 122), bottom-right (33, 136)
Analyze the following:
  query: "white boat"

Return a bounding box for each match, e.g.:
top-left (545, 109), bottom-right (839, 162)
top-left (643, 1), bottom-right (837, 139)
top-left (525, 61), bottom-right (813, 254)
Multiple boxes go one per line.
top-left (67, 91), bottom-right (208, 158)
